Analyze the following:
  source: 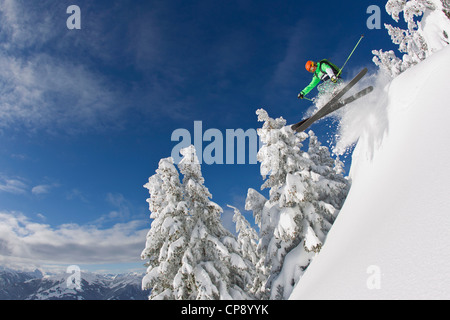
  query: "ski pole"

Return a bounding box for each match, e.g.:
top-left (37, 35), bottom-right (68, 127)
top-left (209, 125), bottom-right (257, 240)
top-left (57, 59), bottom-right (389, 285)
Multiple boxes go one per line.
top-left (337, 34), bottom-right (364, 78)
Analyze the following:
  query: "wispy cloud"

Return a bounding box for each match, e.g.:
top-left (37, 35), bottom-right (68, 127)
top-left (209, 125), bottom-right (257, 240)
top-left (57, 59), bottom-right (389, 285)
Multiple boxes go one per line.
top-left (0, 176), bottom-right (28, 195)
top-left (66, 188), bottom-right (89, 203)
top-left (266, 19), bottom-right (316, 98)
top-left (31, 184), bottom-right (52, 195)
top-left (0, 50), bottom-right (126, 134)
top-left (0, 211), bottom-right (147, 267)
top-left (0, 0), bottom-right (60, 49)
top-left (93, 193), bottom-right (135, 226)
top-left (0, 174), bottom-right (61, 196)
top-left (0, 1), bottom-right (128, 134)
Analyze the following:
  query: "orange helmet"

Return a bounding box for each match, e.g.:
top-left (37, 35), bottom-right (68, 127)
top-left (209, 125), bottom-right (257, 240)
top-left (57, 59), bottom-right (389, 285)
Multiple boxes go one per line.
top-left (305, 60), bottom-right (316, 72)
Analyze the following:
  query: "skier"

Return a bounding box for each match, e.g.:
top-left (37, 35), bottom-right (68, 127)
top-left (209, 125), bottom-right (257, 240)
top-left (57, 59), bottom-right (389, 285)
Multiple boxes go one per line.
top-left (298, 59), bottom-right (342, 99)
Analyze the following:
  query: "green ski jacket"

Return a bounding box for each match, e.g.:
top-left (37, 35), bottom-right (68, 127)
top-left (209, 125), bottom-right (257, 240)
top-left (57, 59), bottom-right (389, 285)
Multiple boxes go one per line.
top-left (300, 60), bottom-right (340, 96)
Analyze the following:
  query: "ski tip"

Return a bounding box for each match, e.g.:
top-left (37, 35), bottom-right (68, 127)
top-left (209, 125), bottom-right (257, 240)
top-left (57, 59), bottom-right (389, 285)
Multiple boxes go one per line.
top-left (295, 126), bottom-right (307, 133)
top-left (364, 86), bottom-right (374, 94)
top-left (357, 67), bottom-right (368, 77)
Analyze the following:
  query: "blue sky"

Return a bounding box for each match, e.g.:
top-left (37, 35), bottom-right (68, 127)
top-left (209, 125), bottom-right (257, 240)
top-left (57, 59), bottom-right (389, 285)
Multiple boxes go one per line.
top-left (0, 0), bottom-right (397, 273)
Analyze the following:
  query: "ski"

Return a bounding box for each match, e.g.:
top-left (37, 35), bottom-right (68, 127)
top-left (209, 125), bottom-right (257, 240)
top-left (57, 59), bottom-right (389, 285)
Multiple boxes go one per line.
top-left (291, 68), bottom-right (368, 132)
top-left (292, 86), bottom-right (373, 133)
top-left (317, 85), bottom-right (373, 120)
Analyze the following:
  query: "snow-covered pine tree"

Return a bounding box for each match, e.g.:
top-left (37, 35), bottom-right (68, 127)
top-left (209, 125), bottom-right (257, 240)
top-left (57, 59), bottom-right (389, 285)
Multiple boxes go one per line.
top-left (141, 157), bottom-right (188, 300)
top-left (373, 0), bottom-right (450, 77)
top-left (307, 130), bottom-right (351, 219)
top-left (227, 205), bottom-right (260, 297)
top-left (246, 109), bottom-right (350, 299)
top-left (173, 146), bottom-right (252, 300)
top-left (244, 188), bottom-right (271, 299)
top-left (245, 109), bottom-right (308, 297)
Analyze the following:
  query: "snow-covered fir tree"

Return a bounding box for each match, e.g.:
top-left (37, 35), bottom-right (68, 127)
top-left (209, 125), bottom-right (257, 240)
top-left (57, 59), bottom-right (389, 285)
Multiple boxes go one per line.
top-left (244, 188), bottom-right (271, 299)
top-left (373, 0), bottom-right (450, 77)
top-left (142, 115), bottom-right (350, 300)
top-left (245, 109), bottom-right (350, 299)
top-left (172, 146), bottom-right (252, 300)
top-left (141, 157), bottom-right (188, 299)
top-left (307, 131), bottom-right (350, 215)
top-left (227, 205), bottom-right (260, 296)
top-left (142, 146), bottom-right (253, 300)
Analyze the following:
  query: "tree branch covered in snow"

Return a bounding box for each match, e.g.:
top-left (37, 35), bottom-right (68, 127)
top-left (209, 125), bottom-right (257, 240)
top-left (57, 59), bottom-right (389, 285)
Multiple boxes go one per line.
top-left (373, 0), bottom-right (450, 77)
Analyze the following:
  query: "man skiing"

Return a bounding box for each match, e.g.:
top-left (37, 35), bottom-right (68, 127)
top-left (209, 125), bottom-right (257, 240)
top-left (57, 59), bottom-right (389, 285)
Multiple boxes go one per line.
top-left (291, 36), bottom-right (370, 132)
top-left (298, 59), bottom-right (342, 99)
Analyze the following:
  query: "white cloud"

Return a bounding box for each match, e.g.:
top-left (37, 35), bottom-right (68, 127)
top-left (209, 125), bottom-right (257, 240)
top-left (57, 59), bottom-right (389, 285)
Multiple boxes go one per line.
top-left (31, 181), bottom-right (59, 196)
top-left (31, 184), bottom-right (51, 195)
top-left (0, 211), bottom-right (148, 267)
top-left (0, 175), bottom-right (60, 196)
top-left (0, 1), bottom-right (128, 134)
top-left (0, 176), bottom-right (28, 194)
top-left (0, 53), bottom-right (125, 134)
top-left (0, 0), bottom-right (60, 49)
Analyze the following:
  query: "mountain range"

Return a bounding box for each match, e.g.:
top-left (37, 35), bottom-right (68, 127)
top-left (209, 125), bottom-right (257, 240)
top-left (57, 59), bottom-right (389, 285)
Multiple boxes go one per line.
top-left (0, 266), bottom-right (149, 300)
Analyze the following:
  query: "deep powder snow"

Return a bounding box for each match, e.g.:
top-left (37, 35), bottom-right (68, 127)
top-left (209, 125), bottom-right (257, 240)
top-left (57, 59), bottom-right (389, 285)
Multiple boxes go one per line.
top-left (290, 45), bottom-right (450, 299)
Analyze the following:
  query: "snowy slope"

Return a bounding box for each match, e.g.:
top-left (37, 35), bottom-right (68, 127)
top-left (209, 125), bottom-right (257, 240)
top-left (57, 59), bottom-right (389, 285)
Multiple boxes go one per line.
top-left (290, 45), bottom-right (450, 299)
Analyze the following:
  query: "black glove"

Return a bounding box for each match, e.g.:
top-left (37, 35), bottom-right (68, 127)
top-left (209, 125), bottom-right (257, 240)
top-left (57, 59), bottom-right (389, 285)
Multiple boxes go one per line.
top-left (298, 92), bottom-right (304, 99)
